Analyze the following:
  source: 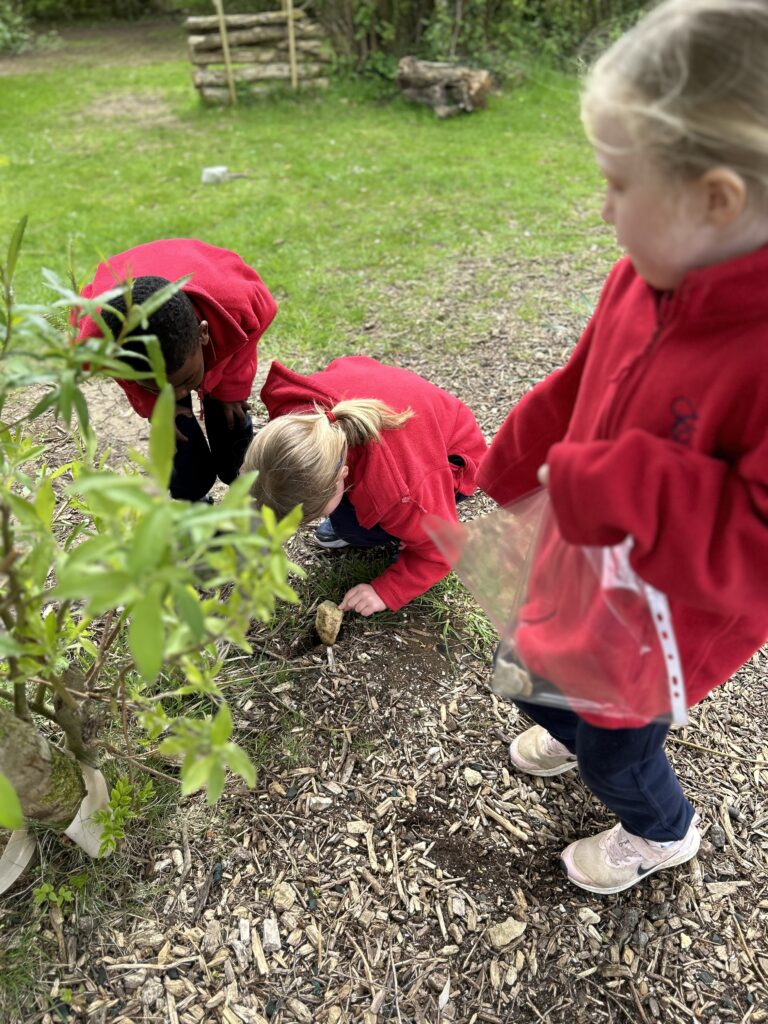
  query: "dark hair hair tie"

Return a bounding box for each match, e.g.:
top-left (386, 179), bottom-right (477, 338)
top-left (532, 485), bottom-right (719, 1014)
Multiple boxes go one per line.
top-left (325, 409), bottom-right (337, 424)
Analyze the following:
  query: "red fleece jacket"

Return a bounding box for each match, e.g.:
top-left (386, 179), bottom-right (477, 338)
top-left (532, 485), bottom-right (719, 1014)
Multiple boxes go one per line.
top-left (262, 357), bottom-right (488, 610)
top-left (76, 239), bottom-right (277, 418)
top-left (479, 250), bottom-right (768, 724)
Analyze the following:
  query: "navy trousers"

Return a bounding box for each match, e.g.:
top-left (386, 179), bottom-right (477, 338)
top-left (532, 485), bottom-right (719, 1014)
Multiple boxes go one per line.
top-left (514, 697), bottom-right (695, 841)
top-left (170, 395), bottom-right (253, 501)
top-left (328, 493), bottom-right (399, 548)
top-left (329, 456), bottom-right (470, 548)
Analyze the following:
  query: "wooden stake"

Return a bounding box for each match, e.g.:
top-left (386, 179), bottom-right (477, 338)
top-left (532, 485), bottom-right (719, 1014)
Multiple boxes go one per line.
top-left (212, 0), bottom-right (237, 105)
top-left (284, 0), bottom-right (299, 89)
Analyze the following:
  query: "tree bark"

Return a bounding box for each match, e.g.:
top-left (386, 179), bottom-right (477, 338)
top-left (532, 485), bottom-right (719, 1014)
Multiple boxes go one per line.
top-left (0, 707), bottom-right (85, 829)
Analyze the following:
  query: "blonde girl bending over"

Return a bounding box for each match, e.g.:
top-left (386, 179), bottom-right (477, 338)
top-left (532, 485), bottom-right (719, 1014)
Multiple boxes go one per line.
top-left (479, 0), bottom-right (768, 893)
top-left (244, 356), bottom-right (487, 616)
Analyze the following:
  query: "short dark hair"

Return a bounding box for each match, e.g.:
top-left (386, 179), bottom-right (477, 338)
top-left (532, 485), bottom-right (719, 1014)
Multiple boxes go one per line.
top-left (101, 275), bottom-right (199, 376)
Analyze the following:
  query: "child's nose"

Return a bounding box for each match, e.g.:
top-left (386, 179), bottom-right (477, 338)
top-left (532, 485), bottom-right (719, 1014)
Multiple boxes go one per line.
top-left (601, 195), bottom-right (614, 224)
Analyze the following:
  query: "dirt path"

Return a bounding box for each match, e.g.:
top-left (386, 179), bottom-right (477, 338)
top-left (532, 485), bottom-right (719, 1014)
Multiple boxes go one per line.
top-left (0, 18), bottom-right (185, 77)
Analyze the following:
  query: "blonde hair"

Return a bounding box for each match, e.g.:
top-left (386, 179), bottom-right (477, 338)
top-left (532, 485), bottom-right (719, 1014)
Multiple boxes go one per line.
top-left (581, 0), bottom-right (768, 205)
top-left (243, 399), bottom-right (414, 522)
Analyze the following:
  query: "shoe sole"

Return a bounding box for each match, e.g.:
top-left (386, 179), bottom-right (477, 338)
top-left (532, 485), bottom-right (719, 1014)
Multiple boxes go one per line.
top-left (313, 538), bottom-right (350, 549)
top-left (508, 741), bottom-right (578, 777)
top-left (561, 829), bottom-right (701, 895)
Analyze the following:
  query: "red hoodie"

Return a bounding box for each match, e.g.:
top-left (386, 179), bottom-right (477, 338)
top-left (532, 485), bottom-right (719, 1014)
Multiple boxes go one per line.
top-left (479, 250), bottom-right (768, 725)
top-left (262, 357), bottom-right (488, 610)
top-left (76, 239), bottom-right (277, 418)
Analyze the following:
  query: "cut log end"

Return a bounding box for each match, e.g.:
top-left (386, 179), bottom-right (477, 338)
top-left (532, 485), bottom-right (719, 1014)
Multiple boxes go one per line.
top-left (396, 56), bottom-right (493, 117)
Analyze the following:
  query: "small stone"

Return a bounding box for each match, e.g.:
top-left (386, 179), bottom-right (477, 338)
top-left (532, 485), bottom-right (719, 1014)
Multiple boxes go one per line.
top-left (315, 601), bottom-right (344, 646)
top-left (307, 795), bottom-right (333, 813)
top-left (273, 882), bottom-right (296, 912)
top-left (262, 917), bottom-right (281, 953)
top-left (122, 969), bottom-right (147, 991)
top-left (463, 768), bottom-right (483, 787)
top-left (709, 823), bottom-right (726, 849)
top-left (487, 916), bottom-right (527, 950)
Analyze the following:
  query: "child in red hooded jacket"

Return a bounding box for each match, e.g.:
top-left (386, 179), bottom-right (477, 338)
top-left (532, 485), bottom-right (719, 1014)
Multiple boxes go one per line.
top-left (243, 356), bottom-right (487, 615)
top-left (76, 239), bottom-right (277, 501)
top-left (479, 0), bottom-right (768, 894)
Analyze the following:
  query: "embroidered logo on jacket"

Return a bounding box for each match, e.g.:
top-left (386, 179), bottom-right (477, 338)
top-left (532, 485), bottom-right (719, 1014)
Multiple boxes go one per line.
top-left (670, 397), bottom-right (698, 445)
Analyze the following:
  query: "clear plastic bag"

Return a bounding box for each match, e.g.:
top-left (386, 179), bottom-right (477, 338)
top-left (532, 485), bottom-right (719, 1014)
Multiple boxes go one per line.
top-left (425, 490), bottom-right (688, 726)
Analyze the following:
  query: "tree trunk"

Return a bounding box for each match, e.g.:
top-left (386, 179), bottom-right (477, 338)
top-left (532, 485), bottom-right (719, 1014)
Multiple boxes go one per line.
top-left (0, 707), bottom-right (85, 829)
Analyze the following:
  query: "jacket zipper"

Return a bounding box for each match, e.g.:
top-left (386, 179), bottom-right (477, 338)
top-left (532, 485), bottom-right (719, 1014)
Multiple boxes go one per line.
top-left (600, 293), bottom-right (673, 439)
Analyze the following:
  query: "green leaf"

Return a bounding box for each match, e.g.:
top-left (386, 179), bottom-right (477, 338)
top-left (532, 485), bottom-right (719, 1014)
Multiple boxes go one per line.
top-left (173, 584), bottom-right (205, 637)
top-left (206, 761), bottom-right (226, 804)
top-left (5, 215), bottom-right (28, 284)
top-left (58, 372), bottom-right (74, 426)
top-left (0, 772), bottom-right (24, 830)
top-left (130, 504), bottom-right (172, 574)
top-left (180, 754), bottom-right (214, 797)
top-left (53, 570), bottom-right (135, 612)
top-left (33, 477), bottom-right (55, 528)
top-left (0, 632), bottom-right (23, 657)
top-left (225, 743), bottom-right (256, 788)
top-left (148, 385), bottom-right (175, 487)
top-left (128, 592), bottom-right (165, 681)
top-left (210, 704), bottom-right (233, 746)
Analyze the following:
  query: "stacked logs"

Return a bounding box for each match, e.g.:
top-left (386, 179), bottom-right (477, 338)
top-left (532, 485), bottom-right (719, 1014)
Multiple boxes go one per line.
top-left (185, 10), bottom-right (332, 104)
top-left (396, 56), bottom-right (493, 118)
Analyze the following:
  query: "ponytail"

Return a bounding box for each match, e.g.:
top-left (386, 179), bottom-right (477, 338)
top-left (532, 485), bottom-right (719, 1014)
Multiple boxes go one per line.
top-left (243, 399), bottom-right (413, 523)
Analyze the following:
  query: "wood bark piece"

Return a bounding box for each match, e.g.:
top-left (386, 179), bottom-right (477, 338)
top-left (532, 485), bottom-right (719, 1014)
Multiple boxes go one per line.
top-left (396, 56), bottom-right (492, 118)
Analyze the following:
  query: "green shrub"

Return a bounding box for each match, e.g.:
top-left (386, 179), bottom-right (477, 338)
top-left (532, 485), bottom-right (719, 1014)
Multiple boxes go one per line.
top-left (0, 0), bottom-right (33, 54)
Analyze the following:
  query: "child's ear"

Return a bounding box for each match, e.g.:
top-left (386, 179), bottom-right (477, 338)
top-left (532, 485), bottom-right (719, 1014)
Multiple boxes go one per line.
top-left (341, 465), bottom-right (350, 480)
top-left (700, 167), bottom-right (747, 226)
top-left (198, 320), bottom-right (210, 347)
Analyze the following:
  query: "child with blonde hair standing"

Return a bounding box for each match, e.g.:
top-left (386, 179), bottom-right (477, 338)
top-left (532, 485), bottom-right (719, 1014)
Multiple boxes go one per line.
top-left (244, 356), bottom-right (487, 615)
top-left (479, 0), bottom-right (768, 893)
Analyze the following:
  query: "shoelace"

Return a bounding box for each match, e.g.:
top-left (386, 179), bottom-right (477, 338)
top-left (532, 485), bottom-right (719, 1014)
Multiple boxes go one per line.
top-left (541, 733), bottom-right (572, 759)
top-left (601, 826), bottom-right (646, 868)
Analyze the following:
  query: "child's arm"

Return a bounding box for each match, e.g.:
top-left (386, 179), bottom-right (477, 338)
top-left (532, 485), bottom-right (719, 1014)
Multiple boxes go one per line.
top-left (367, 528), bottom-right (451, 611)
top-left (479, 315), bottom-right (594, 505)
top-left (547, 429), bottom-right (768, 616)
top-left (361, 477), bottom-right (459, 611)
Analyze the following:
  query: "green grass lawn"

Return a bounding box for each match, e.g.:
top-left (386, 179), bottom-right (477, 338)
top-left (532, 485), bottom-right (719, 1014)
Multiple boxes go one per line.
top-left (0, 45), bottom-right (611, 362)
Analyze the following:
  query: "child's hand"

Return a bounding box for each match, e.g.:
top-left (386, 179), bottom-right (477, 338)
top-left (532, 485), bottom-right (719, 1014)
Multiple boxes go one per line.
top-left (221, 400), bottom-right (250, 430)
top-left (537, 463), bottom-right (550, 487)
top-left (340, 583), bottom-right (387, 617)
top-left (175, 403), bottom-right (195, 443)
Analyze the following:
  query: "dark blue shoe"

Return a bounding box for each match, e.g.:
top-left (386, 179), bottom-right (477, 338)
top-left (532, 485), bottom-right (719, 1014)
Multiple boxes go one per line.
top-left (314, 518), bottom-right (350, 549)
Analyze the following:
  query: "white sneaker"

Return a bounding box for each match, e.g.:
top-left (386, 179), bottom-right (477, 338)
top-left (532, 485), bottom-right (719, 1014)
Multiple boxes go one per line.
top-left (561, 818), bottom-right (701, 895)
top-left (509, 725), bottom-right (577, 777)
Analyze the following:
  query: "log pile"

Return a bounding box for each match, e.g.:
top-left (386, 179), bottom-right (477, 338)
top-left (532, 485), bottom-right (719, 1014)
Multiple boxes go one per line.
top-left (185, 10), bottom-right (332, 104)
top-left (396, 56), bottom-right (493, 118)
